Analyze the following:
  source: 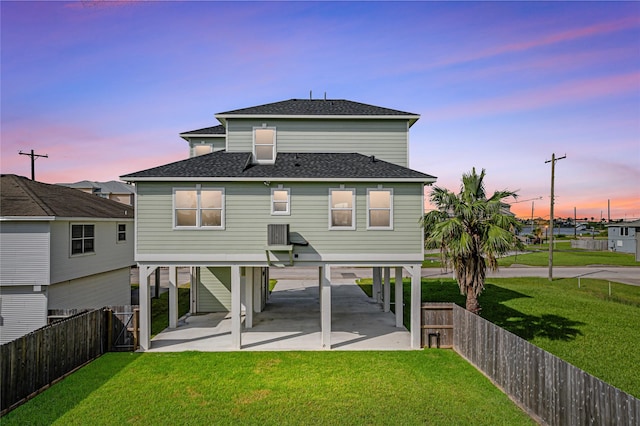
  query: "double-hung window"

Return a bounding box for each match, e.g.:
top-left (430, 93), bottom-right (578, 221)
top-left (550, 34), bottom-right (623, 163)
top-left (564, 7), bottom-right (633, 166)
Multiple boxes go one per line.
top-left (253, 127), bottom-right (276, 163)
top-left (367, 188), bottom-right (393, 229)
top-left (271, 188), bottom-right (290, 215)
top-left (329, 188), bottom-right (356, 230)
top-left (71, 224), bottom-right (95, 255)
top-left (174, 187), bottom-right (224, 229)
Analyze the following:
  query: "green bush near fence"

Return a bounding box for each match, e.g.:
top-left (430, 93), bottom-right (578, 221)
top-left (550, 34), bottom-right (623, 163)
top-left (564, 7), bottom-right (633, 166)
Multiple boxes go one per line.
top-left (2, 351), bottom-right (533, 425)
top-left (360, 277), bottom-right (639, 398)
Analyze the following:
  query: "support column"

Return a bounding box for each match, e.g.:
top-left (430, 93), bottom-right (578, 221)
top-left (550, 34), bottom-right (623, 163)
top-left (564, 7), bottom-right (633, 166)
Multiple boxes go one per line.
top-left (138, 266), bottom-right (153, 351)
top-left (190, 267), bottom-right (197, 314)
top-left (253, 267), bottom-right (262, 313)
top-left (231, 265), bottom-right (242, 349)
top-left (245, 267), bottom-right (253, 329)
top-left (395, 267), bottom-right (403, 328)
top-left (321, 264), bottom-right (331, 350)
top-left (372, 267), bottom-right (381, 303)
top-left (410, 265), bottom-right (421, 349)
top-left (168, 266), bottom-right (178, 329)
top-left (383, 267), bottom-right (391, 312)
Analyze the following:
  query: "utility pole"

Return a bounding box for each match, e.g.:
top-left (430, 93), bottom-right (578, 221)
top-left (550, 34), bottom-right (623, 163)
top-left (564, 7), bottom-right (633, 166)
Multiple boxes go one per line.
top-left (19, 149), bottom-right (48, 181)
top-left (545, 153), bottom-right (566, 281)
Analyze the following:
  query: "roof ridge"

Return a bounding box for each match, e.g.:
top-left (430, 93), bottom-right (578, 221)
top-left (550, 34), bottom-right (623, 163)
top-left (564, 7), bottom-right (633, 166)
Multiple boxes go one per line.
top-left (12, 176), bottom-right (56, 216)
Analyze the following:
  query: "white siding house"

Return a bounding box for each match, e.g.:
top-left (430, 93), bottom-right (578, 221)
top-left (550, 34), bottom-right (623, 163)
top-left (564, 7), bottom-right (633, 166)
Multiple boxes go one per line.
top-left (122, 99), bottom-right (436, 351)
top-left (0, 175), bottom-right (134, 344)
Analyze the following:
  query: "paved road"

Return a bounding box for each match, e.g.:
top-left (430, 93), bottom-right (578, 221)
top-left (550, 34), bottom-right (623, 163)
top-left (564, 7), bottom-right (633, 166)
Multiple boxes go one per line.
top-left (270, 265), bottom-right (640, 287)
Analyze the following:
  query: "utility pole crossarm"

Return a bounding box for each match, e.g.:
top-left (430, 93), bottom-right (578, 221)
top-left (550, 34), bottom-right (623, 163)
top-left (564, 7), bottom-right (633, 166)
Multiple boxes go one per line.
top-left (19, 149), bottom-right (48, 181)
top-left (545, 153), bottom-right (567, 281)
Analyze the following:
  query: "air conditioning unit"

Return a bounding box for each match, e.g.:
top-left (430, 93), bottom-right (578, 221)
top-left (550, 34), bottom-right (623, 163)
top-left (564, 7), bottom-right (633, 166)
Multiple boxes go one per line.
top-left (267, 224), bottom-right (290, 246)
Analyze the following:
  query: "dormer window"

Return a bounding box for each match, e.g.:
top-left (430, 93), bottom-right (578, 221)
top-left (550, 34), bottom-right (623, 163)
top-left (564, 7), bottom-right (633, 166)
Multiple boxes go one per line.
top-left (253, 127), bottom-right (276, 164)
top-left (193, 144), bottom-right (212, 157)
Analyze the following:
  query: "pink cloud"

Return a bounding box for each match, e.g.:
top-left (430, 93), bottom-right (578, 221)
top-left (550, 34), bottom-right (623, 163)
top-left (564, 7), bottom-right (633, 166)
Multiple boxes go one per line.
top-left (426, 71), bottom-right (640, 122)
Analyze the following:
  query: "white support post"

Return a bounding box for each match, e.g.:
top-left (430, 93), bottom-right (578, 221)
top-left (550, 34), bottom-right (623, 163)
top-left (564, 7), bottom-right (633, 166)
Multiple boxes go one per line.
top-left (190, 267), bottom-right (197, 314)
top-left (410, 265), bottom-right (421, 349)
top-left (373, 267), bottom-right (381, 303)
top-left (383, 267), bottom-right (391, 312)
top-left (253, 266), bottom-right (262, 313)
top-left (245, 267), bottom-right (253, 329)
top-left (168, 266), bottom-right (178, 329)
top-left (395, 267), bottom-right (403, 328)
top-left (138, 265), bottom-right (153, 351)
top-left (321, 264), bottom-right (332, 350)
top-left (231, 265), bottom-right (242, 349)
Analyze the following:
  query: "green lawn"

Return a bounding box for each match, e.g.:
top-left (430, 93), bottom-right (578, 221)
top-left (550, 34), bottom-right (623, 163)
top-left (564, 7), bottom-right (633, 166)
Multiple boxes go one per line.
top-left (3, 351), bottom-right (533, 425)
top-left (151, 286), bottom-right (191, 337)
top-left (499, 249), bottom-right (638, 267)
top-left (370, 277), bottom-right (640, 398)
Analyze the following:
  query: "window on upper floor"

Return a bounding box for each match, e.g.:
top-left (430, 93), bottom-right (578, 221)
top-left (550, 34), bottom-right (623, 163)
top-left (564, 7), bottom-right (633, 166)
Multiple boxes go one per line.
top-left (117, 223), bottom-right (127, 242)
top-left (174, 187), bottom-right (225, 229)
top-left (254, 127), bottom-right (276, 163)
top-left (329, 188), bottom-right (356, 230)
top-left (271, 188), bottom-right (290, 215)
top-left (71, 224), bottom-right (95, 255)
top-left (367, 188), bottom-right (393, 230)
top-left (194, 144), bottom-right (213, 157)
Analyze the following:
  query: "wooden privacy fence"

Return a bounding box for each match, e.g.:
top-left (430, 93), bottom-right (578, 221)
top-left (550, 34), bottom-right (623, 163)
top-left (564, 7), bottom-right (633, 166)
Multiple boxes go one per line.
top-left (0, 306), bottom-right (139, 415)
top-left (451, 304), bottom-right (640, 426)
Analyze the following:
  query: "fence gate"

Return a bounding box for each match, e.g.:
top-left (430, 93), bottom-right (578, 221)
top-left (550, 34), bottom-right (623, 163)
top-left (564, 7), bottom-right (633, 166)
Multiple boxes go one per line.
top-left (106, 305), bottom-right (139, 351)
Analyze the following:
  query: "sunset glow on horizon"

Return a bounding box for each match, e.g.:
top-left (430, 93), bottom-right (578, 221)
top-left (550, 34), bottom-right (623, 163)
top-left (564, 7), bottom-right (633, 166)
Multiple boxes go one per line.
top-left (2, 1), bottom-right (638, 220)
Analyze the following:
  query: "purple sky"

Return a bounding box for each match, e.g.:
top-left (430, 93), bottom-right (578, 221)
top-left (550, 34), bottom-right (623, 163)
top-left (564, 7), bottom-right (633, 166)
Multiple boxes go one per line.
top-left (2, 1), bottom-right (639, 219)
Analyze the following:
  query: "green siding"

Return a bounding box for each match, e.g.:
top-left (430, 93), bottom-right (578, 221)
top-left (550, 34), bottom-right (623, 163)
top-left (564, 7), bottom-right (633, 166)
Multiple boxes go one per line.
top-left (226, 119), bottom-right (408, 167)
top-left (136, 182), bottom-right (423, 257)
top-left (197, 267), bottom-right (231, 312)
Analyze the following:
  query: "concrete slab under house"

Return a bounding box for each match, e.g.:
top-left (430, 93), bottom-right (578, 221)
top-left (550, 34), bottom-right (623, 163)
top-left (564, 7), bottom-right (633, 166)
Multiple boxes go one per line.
top-left (121, 98), bottom-right (437, 350)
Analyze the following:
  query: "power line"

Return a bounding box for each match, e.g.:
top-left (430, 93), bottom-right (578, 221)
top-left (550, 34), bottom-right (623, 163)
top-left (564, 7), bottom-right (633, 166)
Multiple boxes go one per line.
top-left (19, 150), bottom-right (48, 181)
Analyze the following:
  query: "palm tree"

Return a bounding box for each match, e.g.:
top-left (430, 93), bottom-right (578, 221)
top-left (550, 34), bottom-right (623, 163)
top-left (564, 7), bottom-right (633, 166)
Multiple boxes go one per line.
top-left (420, 168), bottom-right (522, 314)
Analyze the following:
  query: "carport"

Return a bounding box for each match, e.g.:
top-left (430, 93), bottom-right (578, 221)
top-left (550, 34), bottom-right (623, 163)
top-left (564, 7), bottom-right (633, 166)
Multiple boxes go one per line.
top-left (145, 266), bottom-right (418, 351)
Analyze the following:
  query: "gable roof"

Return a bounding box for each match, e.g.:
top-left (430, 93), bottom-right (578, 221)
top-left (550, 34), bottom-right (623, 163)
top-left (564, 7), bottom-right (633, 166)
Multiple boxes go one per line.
top-left (215, 99), bottom-right (420, 126)
top-left (180, 124), bottom-right (226, 139)
top-left (1, 174), bottom-right (134, 219)
top-left (57, 180), bottom-right (134, 195)
top-left (606, 219), bottom-right (640, 228)
top-left (121, 151), bottom-right (436, 183)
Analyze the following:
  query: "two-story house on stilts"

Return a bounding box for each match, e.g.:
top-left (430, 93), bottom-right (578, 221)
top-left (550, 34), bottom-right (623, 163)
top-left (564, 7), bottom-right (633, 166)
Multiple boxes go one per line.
top-left (121, 99), bottom-right (436, 350)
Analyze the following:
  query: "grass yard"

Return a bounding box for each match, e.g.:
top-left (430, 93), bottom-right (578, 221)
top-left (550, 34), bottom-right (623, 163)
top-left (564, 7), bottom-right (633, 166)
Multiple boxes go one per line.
top-left (498, 249), bottom-right (638, 267)
top-left (358, 277), bottom-right (640, 398)
top-left (151, 286), bottom-right (191, 337)
top-left (2, 351), bottom-right (533, 425)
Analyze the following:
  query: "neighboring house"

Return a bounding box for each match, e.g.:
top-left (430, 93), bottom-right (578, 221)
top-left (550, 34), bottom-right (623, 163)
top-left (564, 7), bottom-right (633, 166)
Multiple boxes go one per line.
top-left (121, 98), bottom-right (437, 350)
top-left (0, 174), bottom-right (134, 344)
top-left (57, 180), bottom-right (135, 205)
top-left (606, 219), bottom-right (640, 259)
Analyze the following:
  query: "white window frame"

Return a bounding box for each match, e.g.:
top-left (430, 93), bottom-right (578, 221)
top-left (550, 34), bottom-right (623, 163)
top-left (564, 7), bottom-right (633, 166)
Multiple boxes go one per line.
top-left (192, 143), bottom-right (213, 157)
top-left (70, 223), bottom-right (95, 256)
top-left (253, 126), bottom-right (276, 164)
top-left (117, 223), bottom-right (127, 243)
top-left (366, 188), bottom-right (394, 230)
top-left (329, 188), bottom-right (356, 230)
top-left (173, 186), bottom-right (225, 230)
top-left (271, 187), bottom-right (290, 216)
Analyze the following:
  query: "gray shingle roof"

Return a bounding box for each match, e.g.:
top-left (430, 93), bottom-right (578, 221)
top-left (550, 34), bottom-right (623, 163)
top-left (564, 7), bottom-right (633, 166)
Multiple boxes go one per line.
top-left (180, 125), bottom-right (226, 136)
top-left (1, 174), bottom-right (134, 218)
top-left (121, 151), bottom-right (435, 181)
top-left (217, 99), bottom-right (418, 117)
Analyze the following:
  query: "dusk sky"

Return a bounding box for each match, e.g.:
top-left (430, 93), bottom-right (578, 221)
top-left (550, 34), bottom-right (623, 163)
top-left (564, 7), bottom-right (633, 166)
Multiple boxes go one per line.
top-left (2, 1), bottom-right (639, 220)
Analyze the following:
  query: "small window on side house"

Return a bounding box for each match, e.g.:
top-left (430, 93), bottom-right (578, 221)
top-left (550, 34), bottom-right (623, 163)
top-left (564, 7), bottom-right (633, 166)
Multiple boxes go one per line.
top-left (254, 128), bottom-right (276, 163)
top-left (117, 224), bottom-right (127, 242)
top-left (71, 224), bottom-right (95, 255)
top-left (194, 144), bottom-right (212, 157)
top-left (329, 189), bottom-right (355, 230)
top-left (271, 188), bottom-right (290, 215)
top-left (367, 189), bottom-right (393, 229)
